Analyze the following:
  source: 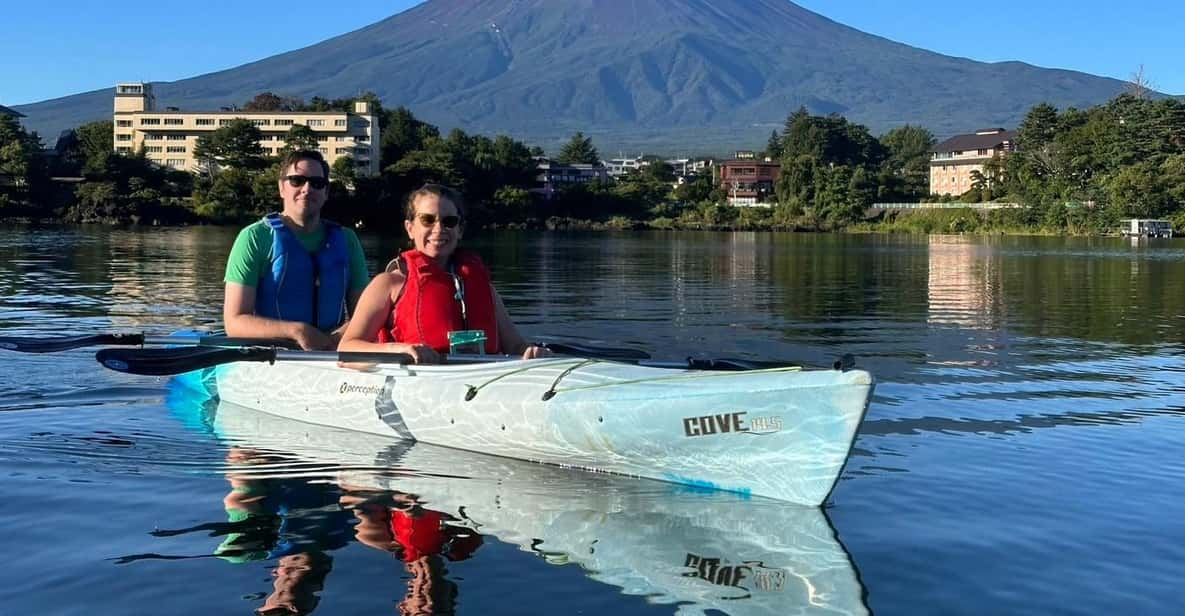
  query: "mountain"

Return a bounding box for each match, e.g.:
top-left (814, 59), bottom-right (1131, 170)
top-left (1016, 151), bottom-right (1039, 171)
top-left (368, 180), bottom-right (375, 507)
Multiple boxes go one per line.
top-left (13, 0), bottom-right (1142, 154)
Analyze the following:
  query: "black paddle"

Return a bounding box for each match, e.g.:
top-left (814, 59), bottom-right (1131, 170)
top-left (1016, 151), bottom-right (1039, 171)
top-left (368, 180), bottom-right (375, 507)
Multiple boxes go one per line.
top-left (0, 333), bottom-right (147, 353)
top-left (96, 346), bottom-right (417, 376)
top-left (0, 332), bottom-right (299, 353)
top-left (535, 341), bottom-right (650, 361)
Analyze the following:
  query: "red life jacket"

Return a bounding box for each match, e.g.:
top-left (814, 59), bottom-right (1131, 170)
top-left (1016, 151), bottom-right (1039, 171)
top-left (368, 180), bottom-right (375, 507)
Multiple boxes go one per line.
top-left (378, 249), bottom-right (500, 354)
top-left (389, 508), bottom-right (483, 562)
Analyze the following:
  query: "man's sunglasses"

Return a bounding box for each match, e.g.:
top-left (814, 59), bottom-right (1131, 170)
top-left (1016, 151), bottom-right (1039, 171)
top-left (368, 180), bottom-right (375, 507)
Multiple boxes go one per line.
top-left (414, 213), bottom-right (461, 228)
top-left (284, 174), bottom-right (329, 190)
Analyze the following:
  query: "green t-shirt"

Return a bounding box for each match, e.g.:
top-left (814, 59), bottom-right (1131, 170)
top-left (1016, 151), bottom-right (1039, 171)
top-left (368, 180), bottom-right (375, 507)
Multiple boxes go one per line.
top-left (224, 220), bottom-right (370, 293)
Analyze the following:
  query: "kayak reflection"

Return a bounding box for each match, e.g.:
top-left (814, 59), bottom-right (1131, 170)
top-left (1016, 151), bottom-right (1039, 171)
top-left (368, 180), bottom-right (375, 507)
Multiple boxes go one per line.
top-left (167, 386), bottom-right (870, 615)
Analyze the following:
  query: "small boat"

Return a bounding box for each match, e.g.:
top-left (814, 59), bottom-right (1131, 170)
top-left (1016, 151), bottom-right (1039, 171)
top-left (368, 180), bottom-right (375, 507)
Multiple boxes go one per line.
top-left (167, 348), bottom-right (873, 506)
top-left (172, 390), bottom-right (870, 615)
top-left (0, 331), bottom-right (874, 506)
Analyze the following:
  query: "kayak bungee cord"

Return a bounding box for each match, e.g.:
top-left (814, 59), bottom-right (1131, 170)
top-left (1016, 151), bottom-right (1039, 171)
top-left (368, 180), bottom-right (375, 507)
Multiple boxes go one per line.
top-left (541, 359), bottom-right (601, 401)
top-left (545, 365), bottom-right (803, 398)
top-left (462, 357), bottom-right (588, 401)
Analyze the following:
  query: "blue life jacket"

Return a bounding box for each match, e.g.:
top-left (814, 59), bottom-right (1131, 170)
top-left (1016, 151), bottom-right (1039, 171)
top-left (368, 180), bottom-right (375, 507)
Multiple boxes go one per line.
top-left (256, 213), bottom-right (350, 331)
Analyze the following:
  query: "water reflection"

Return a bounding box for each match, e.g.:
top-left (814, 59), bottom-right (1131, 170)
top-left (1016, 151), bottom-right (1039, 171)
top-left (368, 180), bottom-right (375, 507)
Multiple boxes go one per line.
top-left (140, 386), bottom-right (869, 615)
top-left (5, 226), bottom-right (1185, 355)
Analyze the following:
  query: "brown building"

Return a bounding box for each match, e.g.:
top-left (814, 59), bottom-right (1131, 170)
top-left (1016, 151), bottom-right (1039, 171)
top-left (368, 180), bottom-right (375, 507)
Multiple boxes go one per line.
top-left (929, 128), bottom-right (1015, 196)
top-left (718, 153), bottom-right (780, 207)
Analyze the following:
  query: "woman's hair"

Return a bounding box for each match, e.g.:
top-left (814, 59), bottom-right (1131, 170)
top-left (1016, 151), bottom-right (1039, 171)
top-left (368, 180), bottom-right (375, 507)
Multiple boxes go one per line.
top-left (403, 184), bottom-right (466, 222)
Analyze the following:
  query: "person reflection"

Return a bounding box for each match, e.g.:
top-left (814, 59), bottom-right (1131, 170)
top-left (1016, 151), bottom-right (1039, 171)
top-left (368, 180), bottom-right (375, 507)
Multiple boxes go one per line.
top-left (217, 446), bottom-right (351, 615)
top-left (340, 488), bottom-right (483, 615)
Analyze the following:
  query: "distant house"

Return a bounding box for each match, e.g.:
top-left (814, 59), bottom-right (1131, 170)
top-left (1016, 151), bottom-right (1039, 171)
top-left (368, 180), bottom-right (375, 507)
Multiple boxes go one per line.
top-left (718, 152), bottom-right (779, 207)
top-left (1120, 219), bottom-right (1173, 238)
top-left (929, 128), bottom-right (1015, 196)
top-left (532, 158), bottom-right (609, 199)
top-left (603, 155), bottom-right (648, 178)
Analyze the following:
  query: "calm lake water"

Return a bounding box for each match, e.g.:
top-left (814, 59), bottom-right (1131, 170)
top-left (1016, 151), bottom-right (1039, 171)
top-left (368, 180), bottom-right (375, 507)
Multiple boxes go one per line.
top-left (2, 225), bottom-right (1184, 615)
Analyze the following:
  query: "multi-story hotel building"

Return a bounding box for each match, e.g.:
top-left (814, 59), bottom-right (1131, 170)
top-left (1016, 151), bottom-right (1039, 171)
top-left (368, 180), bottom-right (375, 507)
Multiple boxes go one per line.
top-left (929, 128), bottom-right (1015, 196)
top-left (112, 83), bottom-right (380, 176)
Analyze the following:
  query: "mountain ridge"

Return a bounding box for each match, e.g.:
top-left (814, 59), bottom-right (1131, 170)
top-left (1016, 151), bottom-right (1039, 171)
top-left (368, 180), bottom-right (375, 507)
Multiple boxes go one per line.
top-left (14, 0), bottom-right (1140, 153)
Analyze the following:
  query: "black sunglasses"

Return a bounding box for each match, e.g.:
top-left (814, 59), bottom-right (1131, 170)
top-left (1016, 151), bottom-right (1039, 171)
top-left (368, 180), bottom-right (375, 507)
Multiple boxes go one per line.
top-left (284, 174), bottom-right (329, 190)
top-left (415, 213), bottom-right (461, 228)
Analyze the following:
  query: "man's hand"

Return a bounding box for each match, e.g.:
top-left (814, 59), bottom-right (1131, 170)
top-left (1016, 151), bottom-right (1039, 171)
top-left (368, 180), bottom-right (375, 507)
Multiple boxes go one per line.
top-left (289, 323), bottom-right (334, 351)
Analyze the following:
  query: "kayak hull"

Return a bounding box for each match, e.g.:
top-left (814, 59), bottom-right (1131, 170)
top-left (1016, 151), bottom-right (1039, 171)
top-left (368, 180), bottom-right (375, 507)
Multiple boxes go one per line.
top-left (185, 357), bottom-right (873, 505)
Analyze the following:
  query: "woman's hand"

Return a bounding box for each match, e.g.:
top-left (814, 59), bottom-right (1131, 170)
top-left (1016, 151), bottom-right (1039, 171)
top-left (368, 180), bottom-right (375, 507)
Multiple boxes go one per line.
top-left (392, 342), bottom-right (442, 364)
top-left (338, 343), bottom-right (442, 371)
top-left (521, 344), bottom-right (553, 360)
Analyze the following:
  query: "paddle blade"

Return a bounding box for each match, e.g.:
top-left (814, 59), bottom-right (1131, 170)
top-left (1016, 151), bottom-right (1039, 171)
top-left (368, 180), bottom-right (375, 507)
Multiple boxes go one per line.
top-left (97, 346), bottom-right (276, 376)
top-left (0, 333), bottom-right (145, 353)
top-left (537, 341), bottom-right (651, 361)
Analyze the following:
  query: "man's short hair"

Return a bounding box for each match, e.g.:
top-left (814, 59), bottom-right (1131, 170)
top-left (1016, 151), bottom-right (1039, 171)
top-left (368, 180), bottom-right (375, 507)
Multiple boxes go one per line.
top-left (278, 149), bottom-right (330, 181)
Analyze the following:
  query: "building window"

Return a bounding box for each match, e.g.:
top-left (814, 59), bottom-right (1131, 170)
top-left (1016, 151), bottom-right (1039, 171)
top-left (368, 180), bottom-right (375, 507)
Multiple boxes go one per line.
top-left (196, 118), bottom-right (214, 126)
top-left (251, 119), bottom-right (271, 126)
top-left (164, 118), bottom-right (184, 126)
top-left (141, 118), bottom-right (161, 125)
top-left (166, 135), bottom-right (186, 141)
top-left (334, 119), bottom-right (347, 127)
top-left (274, 119), bottom-right (294, 127)
top-left (977, 149), bottom-right (988, 156)
top-left (166, 159), bottom-right (186, 168)
top-left (144, 146), bottom-right (163, 153)
top-left (116, 146), bottom-right (132, 153)
top-left (144, 133), bottom-right (163, 141)
top-left (116, 134), bottom-right (132, 141)
top-left (116, 120), bottom-right (132, 127)
top-left (307, 119), bottom-right (326, 127)
top-left (335, 147), bottom-right (350, 154)
top-left (219, 119), bottom-right (234, 126)
top-left (166, 146), bottom-right (186, 153)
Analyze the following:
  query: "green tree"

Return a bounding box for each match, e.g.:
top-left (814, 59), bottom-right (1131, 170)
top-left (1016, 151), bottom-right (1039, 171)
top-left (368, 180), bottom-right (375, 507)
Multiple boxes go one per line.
top-left (555, 132), bottom-right (600, 165)
top-left (673, 174), bottom-right (715, 205)
top-left (380, 106), bottom-right (438, 164)
top-left (331, 155), bottom-right (357, 188)
top-left (192, 168), bottom-right (269, 222)
top-left (764, 129), bottom-right (783, 160)
top-left (491, 186), bottom-right (533, 220)
top-left (282, 124), bottom-right (320, 153)
top-left (1016, 103), bottom-right (1059, 151)
top-left (193, 119), bottom-right (266, 174)
top-left (243, 92), bottom-right (302, 112)
top-left (879, 125), bottom-right (935, 200)
top-left (781, 109), bottom-right (885, 168)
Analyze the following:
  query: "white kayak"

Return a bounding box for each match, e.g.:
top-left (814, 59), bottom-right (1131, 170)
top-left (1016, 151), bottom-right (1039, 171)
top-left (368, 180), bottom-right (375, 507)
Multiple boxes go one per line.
top-left (171, 351), bottom-right (873, 506)
top-left (178, 391), bottom-right (870, 616)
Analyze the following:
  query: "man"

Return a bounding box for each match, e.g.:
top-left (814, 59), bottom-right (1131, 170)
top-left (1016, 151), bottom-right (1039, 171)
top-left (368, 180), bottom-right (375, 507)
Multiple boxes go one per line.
top-left (223, 150), bottom-right (369, 350)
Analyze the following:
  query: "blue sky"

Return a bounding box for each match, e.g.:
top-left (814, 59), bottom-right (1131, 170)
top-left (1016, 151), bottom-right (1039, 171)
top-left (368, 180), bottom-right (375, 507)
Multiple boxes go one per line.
top-left (3, 0), bottom-right (1182, 105)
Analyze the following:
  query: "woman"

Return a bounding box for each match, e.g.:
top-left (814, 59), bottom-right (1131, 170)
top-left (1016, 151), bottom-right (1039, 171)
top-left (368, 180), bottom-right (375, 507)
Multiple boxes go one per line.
top-left (338, 184), bottom-right (550, 363)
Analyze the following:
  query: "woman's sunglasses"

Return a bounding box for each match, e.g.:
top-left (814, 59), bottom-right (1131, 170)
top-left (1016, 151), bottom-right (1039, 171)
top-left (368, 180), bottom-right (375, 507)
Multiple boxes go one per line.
top-left (414, 213), bottom-right (461, 228)
top-left (284, 174), bottom-right (329, 190)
